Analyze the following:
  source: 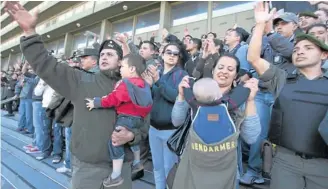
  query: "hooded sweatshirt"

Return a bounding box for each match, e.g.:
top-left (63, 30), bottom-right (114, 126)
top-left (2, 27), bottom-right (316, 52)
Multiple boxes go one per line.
top-left (94, 77), bottom-right (152, 118)
top-left (20, 34), bottom-right (147, 165)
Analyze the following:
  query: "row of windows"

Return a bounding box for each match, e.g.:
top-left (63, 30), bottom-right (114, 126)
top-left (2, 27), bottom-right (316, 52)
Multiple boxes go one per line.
top-left (1, 1), bottom-right (255, 64)
top-left (111, 1), bottom-right (254, 40)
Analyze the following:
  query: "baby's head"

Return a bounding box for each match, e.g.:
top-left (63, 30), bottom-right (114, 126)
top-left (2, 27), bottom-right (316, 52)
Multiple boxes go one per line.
top-left (193, 78), bottom-right (222, 104)
top-left (120, 54), bottom-right (146, 78)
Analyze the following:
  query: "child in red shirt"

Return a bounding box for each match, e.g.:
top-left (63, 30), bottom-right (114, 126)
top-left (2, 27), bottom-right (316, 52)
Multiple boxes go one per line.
top-left (86, 54), bottom-right (152, 187)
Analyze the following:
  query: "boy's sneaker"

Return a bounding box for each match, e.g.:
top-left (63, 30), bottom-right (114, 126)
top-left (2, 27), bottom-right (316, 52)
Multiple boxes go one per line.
top-left (103, 175), bottom-right (124, 188)
top-left (52, 155), bottom-right (62, 164)
top-left (25, 147), bottom-right (41, 154)
top-left (240, 172), bottom-right (265, 185)
top-left (131, 162), bottom-right (144, 175)
top-left (23, 144), bottom-right (34, 150)
top-left (36, 153), bottom-right (50, 161)
top-left (56, 166), bottom-right (71, 173)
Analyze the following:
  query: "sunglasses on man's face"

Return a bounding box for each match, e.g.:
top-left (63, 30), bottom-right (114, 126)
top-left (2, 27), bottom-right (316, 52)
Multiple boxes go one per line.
top-left (165, 50), bottom-right (180, 57)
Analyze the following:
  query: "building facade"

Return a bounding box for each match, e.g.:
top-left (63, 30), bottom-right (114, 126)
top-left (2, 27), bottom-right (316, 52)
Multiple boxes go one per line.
top-left (1, 1), bottom-right (256, 70)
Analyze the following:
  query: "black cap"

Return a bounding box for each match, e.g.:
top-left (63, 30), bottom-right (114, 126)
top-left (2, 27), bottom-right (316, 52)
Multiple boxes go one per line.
top-left (76, 48), bottom-right (99, 58)
top-left (298, 12), bottom-right (318, 19)
top-left (99, 40), bottom-right (123, 59)
top-left (295, 33), bottom-right (328, 52)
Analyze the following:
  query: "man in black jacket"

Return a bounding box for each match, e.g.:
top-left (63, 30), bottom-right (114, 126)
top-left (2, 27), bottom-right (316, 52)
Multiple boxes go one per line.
top-left (4, 73), bottom-right (18, 117)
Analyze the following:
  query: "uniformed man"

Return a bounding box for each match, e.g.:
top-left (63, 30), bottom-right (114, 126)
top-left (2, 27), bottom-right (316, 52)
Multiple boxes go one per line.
top-left (306, 23), bottom-right (328, 44)
top-left (298, 12), bottom-right (320, 32)
top-left (248, 2), bottom-right (328, 189)
top-left (76, 48), bottom-right (99, 73)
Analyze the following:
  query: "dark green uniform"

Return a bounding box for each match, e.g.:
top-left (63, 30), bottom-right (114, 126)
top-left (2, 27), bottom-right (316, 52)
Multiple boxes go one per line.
top-left (259, 34), bottom-right (328, 189)
top-left (20, 34), bottom-right (148, 189)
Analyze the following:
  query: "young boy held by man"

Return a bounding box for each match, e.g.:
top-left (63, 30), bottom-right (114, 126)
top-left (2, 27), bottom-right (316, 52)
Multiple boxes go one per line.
top-left (86, 54), bottom-right (153, 187)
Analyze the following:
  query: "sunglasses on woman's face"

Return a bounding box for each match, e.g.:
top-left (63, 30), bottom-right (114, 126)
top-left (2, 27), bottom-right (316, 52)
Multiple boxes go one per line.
top-left (165, 50), bottom-right (180, 57)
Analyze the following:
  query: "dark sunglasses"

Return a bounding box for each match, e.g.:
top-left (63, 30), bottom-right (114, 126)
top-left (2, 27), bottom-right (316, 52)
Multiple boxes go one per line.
top-left (165, 50), bottom-right (180, 57)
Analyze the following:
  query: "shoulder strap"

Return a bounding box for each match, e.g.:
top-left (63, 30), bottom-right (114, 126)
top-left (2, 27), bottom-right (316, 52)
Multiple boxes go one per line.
top-left (232, 44), bottom-right (242, 55)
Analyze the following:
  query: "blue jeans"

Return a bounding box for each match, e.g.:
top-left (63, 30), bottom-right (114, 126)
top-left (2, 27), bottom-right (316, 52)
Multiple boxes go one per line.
top-left (149, 126), bottom-right (178, 189)
top-left (33, 101), bottom-right (51, 154)
top-left (52, 122), bottom-right (63, 156)
top-left (18, 99), bottom-right (33, 133)
top-left (245, 91), bottom-right (274, 176)
top-left (108, 115), bottom-right (142, 160)
top-left (65, 127), bottom-right (72, 169)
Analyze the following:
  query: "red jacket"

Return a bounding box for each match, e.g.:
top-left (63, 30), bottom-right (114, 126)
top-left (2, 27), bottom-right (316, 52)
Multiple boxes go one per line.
top-left (99, 77), bottom-right (152, 118)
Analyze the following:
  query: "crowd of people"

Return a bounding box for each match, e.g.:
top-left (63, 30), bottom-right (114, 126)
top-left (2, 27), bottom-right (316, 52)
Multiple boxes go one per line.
top-left (1, 1), bottom-right (328, 189)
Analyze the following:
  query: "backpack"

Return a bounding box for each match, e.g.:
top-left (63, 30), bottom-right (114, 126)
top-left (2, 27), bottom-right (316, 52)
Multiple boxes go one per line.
top-left (192, 104), bottom-right (237, 144)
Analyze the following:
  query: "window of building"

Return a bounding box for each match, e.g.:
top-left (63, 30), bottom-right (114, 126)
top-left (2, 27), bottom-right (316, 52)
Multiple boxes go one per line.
top-left (74, 3), bottom-right (85, 14)
top-left (10, 53), bottom-right (22, 66)
top-left (112, 18), bottom-right (134, 37)
top-left (57, 37), bottom-right (65, 54)
top-left (135, 10), bottom-right (160, 35)
top-left (1, 57), bottom-right (9, 70)
top-left (73, 33), bottom-right (87, 50)
top-left (86, 25), bottom-right (101, 47)
top-left (45, 40), bottom-right (58, 53)
top-left (212, 1), bottom-right (255, 18)
top-left (171, 2), bottom-right (208, 26)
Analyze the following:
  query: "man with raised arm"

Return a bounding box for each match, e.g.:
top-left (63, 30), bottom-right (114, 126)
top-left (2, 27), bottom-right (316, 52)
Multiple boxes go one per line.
top-left (4, 2), bottom-right (148, 189)
top-left (248, 2), bottom-right (328, 189)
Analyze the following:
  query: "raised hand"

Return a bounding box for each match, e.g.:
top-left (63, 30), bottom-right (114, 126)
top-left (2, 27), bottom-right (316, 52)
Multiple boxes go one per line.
top-left (4, 1), bottom-right (38, 36)
top-left (147, 65), bottom-right (160, 82)
top-left (202, 40), bottom-right (210, 59)
top-left (123, 32), bottom-right (131, 40)
top-left (178, 76), bottom-right (190, 99)
top-left (243, 78), bottom-right (259, 102)
top-left (106, 34), bottom-right (111, 40)
top-left (85, 98), bottom-right (95, 111)
top-left (141, 72), bottom-right (153, 86)
top-left (184, 27), bottom-right (190, 36)
top-left (162, 28), bottom-right (169, 41)
top-left (114, 32), bottom-right (128, 44)
top-left (254, 1), bottom-right (276, 24)
top-left (207, 39), bottom-right (217, 55)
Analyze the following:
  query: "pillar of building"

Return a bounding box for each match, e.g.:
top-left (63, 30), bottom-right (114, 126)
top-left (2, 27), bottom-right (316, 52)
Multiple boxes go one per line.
top-left (158, 1), bottom-right (171, 41)
top-left (131, 16), bottom-right (138, 41)
top-left (2, 53), bottom-right (11, 70)
top-left (207, 1), bottom-right (213, 33)
top-left (99, 19), bottom-right (113, 43)
top-left (63, 33), bottom-right (74, 57)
